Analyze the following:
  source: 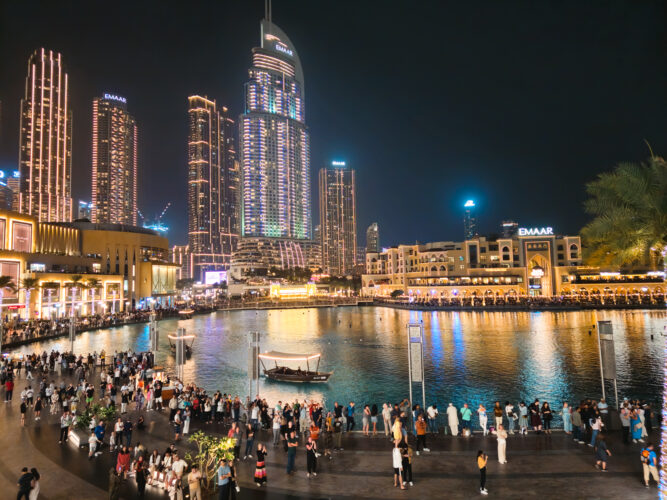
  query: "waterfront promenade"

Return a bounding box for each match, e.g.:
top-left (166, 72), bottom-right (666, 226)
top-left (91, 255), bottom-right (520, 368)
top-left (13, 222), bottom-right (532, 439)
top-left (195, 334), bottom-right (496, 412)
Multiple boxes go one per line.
top-left (0, 368), bottom-right (659, 499)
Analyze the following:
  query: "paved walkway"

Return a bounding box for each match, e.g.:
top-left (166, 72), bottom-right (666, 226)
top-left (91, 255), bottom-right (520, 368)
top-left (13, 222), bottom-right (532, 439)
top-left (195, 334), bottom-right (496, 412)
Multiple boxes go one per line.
top-left (0, 370), bottom-right (660, 499)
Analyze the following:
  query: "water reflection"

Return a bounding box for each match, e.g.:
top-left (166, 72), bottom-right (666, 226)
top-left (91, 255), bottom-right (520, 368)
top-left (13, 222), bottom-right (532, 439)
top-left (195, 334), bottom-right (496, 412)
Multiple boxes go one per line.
top-left (11, 307), bottom-right (664, 425)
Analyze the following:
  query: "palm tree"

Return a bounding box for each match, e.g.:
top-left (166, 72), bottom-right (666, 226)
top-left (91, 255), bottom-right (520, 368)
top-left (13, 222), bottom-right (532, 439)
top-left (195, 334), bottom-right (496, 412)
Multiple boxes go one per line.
top-left (85, 277), bottom-right (101, 315)
top-left (69, 275), bottom-right (83, 318)
top-left (581, 156), bottom-right (667, 269)
top-left (19, 277), bottom-right (40, 320)
top-left (41, 281), bottom-right (60, 320)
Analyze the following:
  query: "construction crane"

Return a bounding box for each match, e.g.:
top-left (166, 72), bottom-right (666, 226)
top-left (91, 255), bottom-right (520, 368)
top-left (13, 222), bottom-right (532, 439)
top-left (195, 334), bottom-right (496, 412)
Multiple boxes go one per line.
top-left (139, 202), bottom-right (171, 234)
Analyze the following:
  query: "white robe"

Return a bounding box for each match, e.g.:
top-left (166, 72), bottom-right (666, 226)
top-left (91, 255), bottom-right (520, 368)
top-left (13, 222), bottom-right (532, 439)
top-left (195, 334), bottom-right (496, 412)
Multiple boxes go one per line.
top-left (447, 405), bottom-right (459, 436)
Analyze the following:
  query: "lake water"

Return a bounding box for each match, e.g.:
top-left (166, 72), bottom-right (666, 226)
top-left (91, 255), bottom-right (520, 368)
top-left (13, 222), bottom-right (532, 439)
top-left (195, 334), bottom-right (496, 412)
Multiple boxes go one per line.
top-left (11, 307), bottom-right (665, 426)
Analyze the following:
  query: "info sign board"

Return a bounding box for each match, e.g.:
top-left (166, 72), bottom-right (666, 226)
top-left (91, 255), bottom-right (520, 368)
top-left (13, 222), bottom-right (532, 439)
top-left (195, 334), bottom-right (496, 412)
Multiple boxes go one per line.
top-left (407, 323), bottom-right (426, 409)
top-left (596, 320), bottom-right (619, 408)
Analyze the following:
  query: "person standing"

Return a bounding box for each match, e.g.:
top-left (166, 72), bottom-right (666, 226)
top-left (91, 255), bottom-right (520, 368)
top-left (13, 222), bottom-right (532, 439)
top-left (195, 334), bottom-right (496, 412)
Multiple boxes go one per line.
top-left (641, 443), bottom-right (658, 488)
top-left (188, 465), bottom-right (202, 499)
top-left (518, 402), bottom-right (528, 435)
top-left (370, 404), bottom-right (379, 436)
top-left (529, 400), bottom-right (542, 434)
top-left (572, 407), bottom-right (584, 444)
top-left (173, 410), bottom-right (182, 442)
top-left (477, 450), bottom-right (488, 495)
top-left (392, 440), bottom-right (405, 490)
top-left (6, 377), bottom-right (14, 402)
top-left (28, 468), bottom-right (40, 500)
top-left (59, 410), bottom-right (71, 444)
top-left (382, 403), bottom-right (392, 437)
top-left (244, 423), bottom-right (255, 460)
top-left (562, 402), bottom-right (572, 434)
top-left (447, 403), bottom-right (459, 436)
top-left (135, 459), bottom-right (147, 499)
top-left (415, 414), bottom-right (428, 454)
top-left (346, 401), bottom-right (355, 431)
top-left (493, 402), bottom-right (503, 431)
top-left (594, 434), bottom-right (611, 472)
top-left (306, 436), bottom-right (317, 477)
top-left (426, 404), bottom-right (438, 434)
top-left (286, 430), bottom-right (298, 475)
top-left (504, 402), bottom-right (516, 435)
top-left (477, 404), bottom-right (488, 435)
top-left (497, 424), bottom-right (508, 464)
top-left (20, 400), bottom-right (27, 426)
top-left (588, 411), bottom-right (602, 447)
top-left (630, 409), bottom-right (644, 443)
top-left (541, 402), bottom-right (553, 434)
top-left (272, 413), bottom-right (281, 446)
top-left (216, 458), bottom-right (231, 500)
top-left (619, 403), bottom-right (630, 444)
top-left (16, 467), bottom-right (33, 500)
top-left (401, 443), bottom-right (414, 486)
top-left (254, 443), bottom-right (267, 487)
top-left (460, 403), bottom-right (472, 436)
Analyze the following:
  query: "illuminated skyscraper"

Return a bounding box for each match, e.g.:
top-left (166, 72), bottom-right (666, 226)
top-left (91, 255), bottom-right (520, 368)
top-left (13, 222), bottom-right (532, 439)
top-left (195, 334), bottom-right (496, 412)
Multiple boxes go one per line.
top-left (319, 162), bottom-right (357, 276)
top-left (91, 94), bottom-right (137, 225)
top-left (220, 106), bottom-right (240, 260)
top-left (240, 18), bottom-right (311, 240)
top-left (187, 95), bottom-right (224, 281)
top-left (366, 222), bottom-right (380, 253)
top-left (19, 48), bottom-right (72, 222)
top-left (463, 199), bottom-right (478, 239)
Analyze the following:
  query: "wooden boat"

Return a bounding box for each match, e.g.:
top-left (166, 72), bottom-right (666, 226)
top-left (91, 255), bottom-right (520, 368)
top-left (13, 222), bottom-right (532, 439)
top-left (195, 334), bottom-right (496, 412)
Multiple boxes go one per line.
top-left (258, 351), bottom-right (332, 383)
top-left (168, 333), bottom-right (194, 358)
top-left (178, 309), bottom-right (195, 319)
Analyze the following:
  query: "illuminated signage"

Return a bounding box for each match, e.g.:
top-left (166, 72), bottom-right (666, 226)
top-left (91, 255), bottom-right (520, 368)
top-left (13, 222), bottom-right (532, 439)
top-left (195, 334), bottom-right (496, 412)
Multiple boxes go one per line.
top-left (464, 200), bottom-right (475, 208)
top-left (0, 171), bottom-right (4, 179)
top-left (518, 227), bottom-right (553, 236)
top-left (331, 160), bottom-right (346, 167)
top-left (12, 171), bottom-right (20, 178)
top-left (104, 93), bottom-right (127, 103)
top-left (275, 43), bottom-right (293, 56)
top-left (204, 271), bottom-right (227, 285)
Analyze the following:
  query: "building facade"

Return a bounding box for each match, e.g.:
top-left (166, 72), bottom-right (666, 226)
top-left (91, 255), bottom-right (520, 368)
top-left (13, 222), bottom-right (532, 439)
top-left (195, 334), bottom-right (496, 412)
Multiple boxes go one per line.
top-left (362, 228), bottom-right (665, 304)
top-left (239, 19), bottom-right (311, 241)
top-left (77, 200), bottom-right (92, 220)
top-left (319, 163), bottom-right (356, 275)
top-left (187, 96), bottom-right (224, 281)
top-left (220, 106), bottom-right (241, 263)
top-left (230, 236), bottom-right (321, 281)
top-left (19, 48), bottom-right (72, 222)
top-left (366, 222), bottom-right (380, 253)
top-left (91, 94), bottom-right (138, 225)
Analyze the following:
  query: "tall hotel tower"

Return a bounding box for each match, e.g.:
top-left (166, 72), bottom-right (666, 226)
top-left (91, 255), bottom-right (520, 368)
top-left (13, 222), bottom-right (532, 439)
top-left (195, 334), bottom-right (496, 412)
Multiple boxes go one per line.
top-left (91, 94), bottom-right (138, 225)
top-left (19, 48), bottom-right (72, 222)
top-left (319, 162), bottom-right (357, 276)
top-left (239, 19), bottom-right (311, 240)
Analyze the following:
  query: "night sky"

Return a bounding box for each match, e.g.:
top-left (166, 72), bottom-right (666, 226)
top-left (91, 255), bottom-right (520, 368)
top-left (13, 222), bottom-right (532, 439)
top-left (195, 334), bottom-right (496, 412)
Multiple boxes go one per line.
top-left (1, 1), bottom-right (665, 247)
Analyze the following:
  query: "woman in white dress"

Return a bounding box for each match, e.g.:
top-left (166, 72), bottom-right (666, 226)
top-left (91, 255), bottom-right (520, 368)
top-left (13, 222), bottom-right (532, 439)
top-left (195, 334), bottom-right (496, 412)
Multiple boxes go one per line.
top-left (29, 468), bottom-right (40, 500)
top-left (638, 406), bottom-right (648, 438)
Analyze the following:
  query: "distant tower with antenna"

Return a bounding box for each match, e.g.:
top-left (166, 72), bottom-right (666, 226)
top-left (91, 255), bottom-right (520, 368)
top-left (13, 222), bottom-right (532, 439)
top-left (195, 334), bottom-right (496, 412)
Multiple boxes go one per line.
top-left (463, 200), bottom-right (478, 240)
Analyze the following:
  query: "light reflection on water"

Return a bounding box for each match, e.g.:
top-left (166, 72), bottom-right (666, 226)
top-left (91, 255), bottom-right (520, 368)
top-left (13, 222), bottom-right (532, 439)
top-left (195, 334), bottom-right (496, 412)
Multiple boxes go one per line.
top-left (12, 307), bottom-right (665, 424)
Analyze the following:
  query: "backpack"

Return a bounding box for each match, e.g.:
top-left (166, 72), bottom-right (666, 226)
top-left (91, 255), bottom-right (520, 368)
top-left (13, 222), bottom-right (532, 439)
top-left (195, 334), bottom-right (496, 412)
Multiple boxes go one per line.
top-left (641, 449), bottom-right (651, 464)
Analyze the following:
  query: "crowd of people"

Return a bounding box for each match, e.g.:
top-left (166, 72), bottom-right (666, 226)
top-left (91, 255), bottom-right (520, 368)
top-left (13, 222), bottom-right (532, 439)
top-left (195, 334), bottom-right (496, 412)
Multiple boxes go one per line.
top-left (1, 347), bottom-right (660, 498)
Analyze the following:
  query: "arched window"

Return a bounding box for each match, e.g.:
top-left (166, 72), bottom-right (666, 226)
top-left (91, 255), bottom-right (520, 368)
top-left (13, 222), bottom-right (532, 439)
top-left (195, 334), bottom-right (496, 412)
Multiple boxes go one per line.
top-left (430, 266), bottom-right (437, 272)
top-left (439, 266), bottom-right (446, 271)
top-left (569, 244), bottom-right (578, 259)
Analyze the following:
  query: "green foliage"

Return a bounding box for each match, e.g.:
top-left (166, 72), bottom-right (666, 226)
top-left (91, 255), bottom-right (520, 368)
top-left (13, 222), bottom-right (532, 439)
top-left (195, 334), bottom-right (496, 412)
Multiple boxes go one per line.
top-left (75, 403), bottom-right (117, 430)
top-left (321, 275), bottom-right (361, 291)
top-left (176, 278), bottom-right (195, 290)
top-left (187, 431), bottom-right (236, 490)
top-left (390, 289), bottom-right (404, 298)
top-left (581, 156), bottom-right (667, 268)
top-left (0, 275), bottom-right (16, 294)
top-left (268, 266), bottom-right (313, 283)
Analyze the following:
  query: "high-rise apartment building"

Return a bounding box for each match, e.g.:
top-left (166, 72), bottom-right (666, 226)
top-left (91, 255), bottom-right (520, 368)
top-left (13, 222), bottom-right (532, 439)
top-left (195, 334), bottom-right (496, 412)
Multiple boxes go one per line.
top-left (220, 106), bottom-right (240, 261)
top-left (239, 19), bottom-right (310, 240)
top-left (19, 48), bottom-right (72, 222)
top-left (91, 94), bottom-right (137, 225)
top-left (366, 222), bottom-right (380, 253)
top-left (463, 199), bottom-right (478, 239)
top-left (319, 162), bottom-right (356, 276)
top-left (187, 96), bottom-right (224, 281)
top-left (77, 200), bottom-right (92, 220)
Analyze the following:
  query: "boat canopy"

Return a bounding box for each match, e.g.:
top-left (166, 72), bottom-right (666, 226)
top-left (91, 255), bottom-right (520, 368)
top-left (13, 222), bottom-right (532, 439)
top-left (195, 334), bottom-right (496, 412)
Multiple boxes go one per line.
top-left (258, 351), bottom-right (321, 362)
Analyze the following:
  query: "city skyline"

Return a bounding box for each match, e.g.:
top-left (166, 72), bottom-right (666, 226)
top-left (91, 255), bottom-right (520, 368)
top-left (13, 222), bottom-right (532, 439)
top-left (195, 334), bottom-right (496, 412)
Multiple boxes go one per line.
top-left (1, 1), bottom-right (666, 247)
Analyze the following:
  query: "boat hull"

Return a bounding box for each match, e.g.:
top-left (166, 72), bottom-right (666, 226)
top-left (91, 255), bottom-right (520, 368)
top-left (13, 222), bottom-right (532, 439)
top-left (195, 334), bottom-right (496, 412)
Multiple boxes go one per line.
top-left (264, 368), bottom-right (332, 383)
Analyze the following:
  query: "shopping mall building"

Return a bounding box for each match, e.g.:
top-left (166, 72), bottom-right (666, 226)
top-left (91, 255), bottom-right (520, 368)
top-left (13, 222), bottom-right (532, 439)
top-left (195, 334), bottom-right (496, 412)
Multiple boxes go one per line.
top-left (362, 227), bottom-right (665, 305)
top-left (0, 210), bottom-right (177, 319)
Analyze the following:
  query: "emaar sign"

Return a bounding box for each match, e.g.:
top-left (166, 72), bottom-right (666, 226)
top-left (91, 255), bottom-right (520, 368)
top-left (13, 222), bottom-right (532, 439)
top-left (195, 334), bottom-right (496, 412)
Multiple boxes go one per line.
top-left (104, 93), bottom-right (126, 104)
top-left (519, 227), bottom-right (554, 236)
